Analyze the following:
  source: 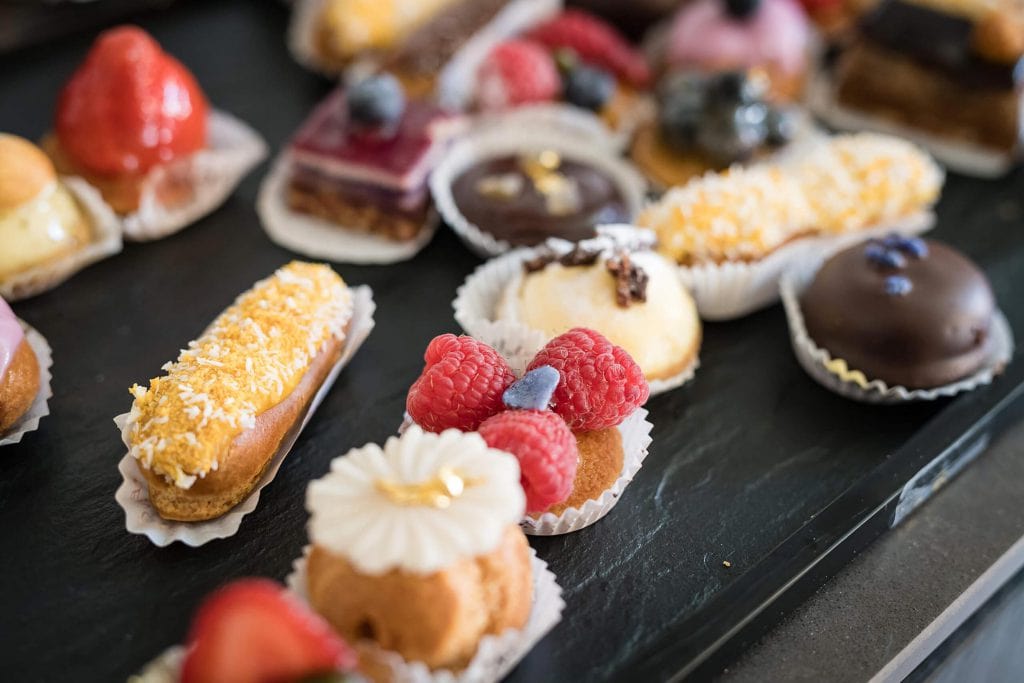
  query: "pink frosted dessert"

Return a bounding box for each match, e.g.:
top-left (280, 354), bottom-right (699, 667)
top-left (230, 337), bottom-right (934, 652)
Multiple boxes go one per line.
top-left (665, 0), bottom-right (810, 100)
top-left (0, 296), bottom-right (39, 435)
top-left (0, 298), bottom-right (24, 384)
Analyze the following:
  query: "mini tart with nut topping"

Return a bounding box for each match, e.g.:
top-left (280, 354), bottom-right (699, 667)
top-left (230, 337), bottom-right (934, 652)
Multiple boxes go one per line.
top-left (305, 427), bottom-right (532, 672)
top-left (126, 261), bottom-right (353, 521)
top-left (637, 133), bottom-right (943, 266)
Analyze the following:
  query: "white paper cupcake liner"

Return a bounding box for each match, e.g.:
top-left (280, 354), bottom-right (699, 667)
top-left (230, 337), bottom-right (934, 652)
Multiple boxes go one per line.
top-left (0, 322), bottom-right (54, 447)
top-left (807, 71), bottom-right (1020, 178)
top-left (113, 286), bottom-right (376, 547)
top-left (471, 99), bottom-right (652, 154)
top-left (523, 407), bottom-right (652, 536)
top-left (453, 235), bottom-right (699, 395)
top-left (287, 0), bottom-right (339, 76)
top-left (0, 177), bottom-right (122, 302)
top-left (287, 545), bottom-right (564, 683)
top-left (780, 261), bottom-right (1015, 404)
top-left (257, 155), bottom-right (439, 265)
top-left (121, 109), bottom-right (267, 241)
top-left (677, 211), bottom-right (936, 321)
top-left (430, 127), bottom-right (649, 258)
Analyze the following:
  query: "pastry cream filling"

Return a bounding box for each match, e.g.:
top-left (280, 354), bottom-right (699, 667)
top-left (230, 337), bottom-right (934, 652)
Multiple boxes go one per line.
top-left (128, 262), bottom-right (352, 488)
top-left (638, 134), bottom-right (943, 264)
top-left (0, 181), bottom-right (88, 278)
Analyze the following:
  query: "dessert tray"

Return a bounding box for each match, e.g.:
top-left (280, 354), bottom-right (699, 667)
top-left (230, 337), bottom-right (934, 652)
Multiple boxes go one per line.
top-left (2, 4), bottom-right (1023, 682)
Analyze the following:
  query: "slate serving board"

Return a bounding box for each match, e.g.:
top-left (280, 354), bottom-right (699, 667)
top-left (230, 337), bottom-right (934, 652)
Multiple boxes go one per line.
top-left (1, 2), bottom-right (1022, 681)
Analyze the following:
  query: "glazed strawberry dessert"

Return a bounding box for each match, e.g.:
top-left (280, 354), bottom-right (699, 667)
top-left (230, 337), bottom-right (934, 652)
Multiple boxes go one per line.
top-left (406, 328), bottom-right (650, 518)
top-left (47, 26), bottom-right (209, 214)
top-left (177, 579), bottom-right (358, 683)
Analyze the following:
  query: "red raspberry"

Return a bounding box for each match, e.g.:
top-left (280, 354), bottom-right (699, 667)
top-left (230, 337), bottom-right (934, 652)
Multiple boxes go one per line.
top-left (407, 334), bottom-right (516, 433)
top-left (527, 328), bottom-right (649, 431)
top-left (526, 10), bottom-right (651, 88)
top-left (476, 40), bottom-right (560, 111)
top-left (479, 410), bottom-right (578, 514)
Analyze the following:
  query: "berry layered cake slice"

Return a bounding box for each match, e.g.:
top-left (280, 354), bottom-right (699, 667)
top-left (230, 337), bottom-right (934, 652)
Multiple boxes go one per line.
top-left (285, 75), bottom-right (465, 243)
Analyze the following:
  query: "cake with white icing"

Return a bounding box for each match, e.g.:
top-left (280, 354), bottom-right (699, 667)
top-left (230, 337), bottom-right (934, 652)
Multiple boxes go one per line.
top-left (305, 426), bottom-right (533, 671)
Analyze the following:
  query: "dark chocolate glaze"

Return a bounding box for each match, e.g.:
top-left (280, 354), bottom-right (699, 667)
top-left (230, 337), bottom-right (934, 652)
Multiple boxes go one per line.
top-left (801, 239), bottom-right (996, 389)
top-left (858, 0), bottom-right (1023, 89)
top-left (451, 156), bottom-right (629, 247)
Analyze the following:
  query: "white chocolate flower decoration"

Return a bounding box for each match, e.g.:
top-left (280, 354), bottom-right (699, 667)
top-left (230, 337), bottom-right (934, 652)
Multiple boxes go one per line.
top-left (307, 427), bottom-right (525, 576)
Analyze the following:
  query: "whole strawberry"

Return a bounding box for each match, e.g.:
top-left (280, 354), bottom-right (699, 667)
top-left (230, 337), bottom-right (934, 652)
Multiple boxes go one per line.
top-left (527, 328), bottom-right (649, 431)
top-left (479, 410), bottom-right (578, 514)
top-left (181, 579), bottom-right (357, 683)
top-left (526, 10), bottom-right (651, 88)
top-left (407, 334), bottom-right (516, 433)
top-left (476, 40), bottom-right (561, 111)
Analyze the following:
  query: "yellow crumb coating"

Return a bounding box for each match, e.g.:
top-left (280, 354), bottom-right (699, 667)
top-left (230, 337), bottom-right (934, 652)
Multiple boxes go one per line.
top-left (637, 134), bottom-right (943, 265)
top-left (319, 0), bottom-right (459, 57)
top-left (795, 134), bottom-right (944, 235)
top-left (128, 262), bottom-right (352, 488)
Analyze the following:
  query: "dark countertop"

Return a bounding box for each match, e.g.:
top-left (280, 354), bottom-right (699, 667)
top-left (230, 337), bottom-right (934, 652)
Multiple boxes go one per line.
top-left (719, 414), bottom-right (1024, 682)
top-left (1, 2), bottom-right (1022, 682)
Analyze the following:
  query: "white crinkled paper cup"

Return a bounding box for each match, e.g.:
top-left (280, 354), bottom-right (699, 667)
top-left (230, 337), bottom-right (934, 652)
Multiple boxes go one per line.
top-left (523, 407), bottom-right (652, 536)
top-left (121, 110), bottom-right (267, 241)
top-left (471, 99), bottom-right (651, 154)
top-left (678, 212), bottom-right (936, 321)
top-left (807, 71), bottom-right (1019, 179)
top-left (0, 177), bottom-right (122, 302)
top-left (430, 127), bottom-right (649, 258)
top-left (453, 240), bottom-right (698, 395)
top-left (780, 260), bottom-right (1015, 404)
top-left (0, 322), bottom-right (54, 447)
top-left (287, 545), bottom-right (564, 683)
top-left (113, 286), bottom-right (376, 547)
top-left (257, 155), bottom-right (439, 264)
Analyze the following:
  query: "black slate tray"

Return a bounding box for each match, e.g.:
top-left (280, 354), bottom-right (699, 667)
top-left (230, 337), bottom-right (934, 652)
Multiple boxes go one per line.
top-left (1, 2), bottom-right (1022, 681)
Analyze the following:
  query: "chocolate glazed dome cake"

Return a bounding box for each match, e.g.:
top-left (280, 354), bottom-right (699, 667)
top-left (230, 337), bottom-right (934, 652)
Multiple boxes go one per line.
top-left (801, 236), bottom-right (996, 389)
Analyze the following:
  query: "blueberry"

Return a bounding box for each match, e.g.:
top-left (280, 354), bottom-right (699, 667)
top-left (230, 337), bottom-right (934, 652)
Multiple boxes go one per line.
top-left (765, 107), bottom-right (797, 147)
top-left (725, 0), bottom-right (762, 19)
top-left (901, 237), bottom-right (929, 258)
top-left (563, 64), bottom-right (616, 112)
top-left (865, 244), bottom-right (908, 269)
top-left (709, 70), bottom-right (761, 106)
top-left (659, 84), bottom-right (707, 151)
top-left (882, 234), bottom-right (929, 258)
top-left (884, 275), bottom-right (913, 296)
top-left (696, 103), bottom-right (768, 165)
top-left (347, 74), bottom-right (406, 128)
top-left (502, 366), bottom-right (560, 411)
top-left (657, 70), bottom-right (707, 105)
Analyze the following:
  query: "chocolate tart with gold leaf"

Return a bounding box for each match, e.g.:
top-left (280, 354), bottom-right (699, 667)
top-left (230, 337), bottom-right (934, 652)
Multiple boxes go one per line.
top-left (430, 127), bottom-right (647, 257)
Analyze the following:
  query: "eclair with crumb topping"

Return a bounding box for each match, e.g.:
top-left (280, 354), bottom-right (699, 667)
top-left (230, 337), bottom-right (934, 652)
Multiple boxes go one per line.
top-left (125, 262), bottom-right (353, 521)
